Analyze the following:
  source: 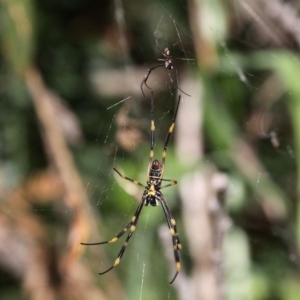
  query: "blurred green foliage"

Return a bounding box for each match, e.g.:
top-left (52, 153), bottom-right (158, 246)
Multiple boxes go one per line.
top-left (0, 0), bottom-right (300, 299)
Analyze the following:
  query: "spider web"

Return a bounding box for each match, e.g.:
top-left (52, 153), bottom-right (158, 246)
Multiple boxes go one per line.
top-left (0, 0), bottom-right (298, 299)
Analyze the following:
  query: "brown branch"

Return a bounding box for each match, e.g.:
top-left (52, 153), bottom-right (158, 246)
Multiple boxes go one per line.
top-left (233, 0), bottom-right (300, 48)
top-left (23, 65), bottom-right (124, 299)
top-left (168, 72), bottom-right (230, 299)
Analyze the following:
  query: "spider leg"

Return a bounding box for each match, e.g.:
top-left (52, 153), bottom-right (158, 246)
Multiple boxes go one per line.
top-left (161, 95), bottom-right (181, 178)
top-left (159, 197), bottom-right (182, 284)
top-left (81, 197), bottom-right (146, 275)
top-left (175, 84), bottom-right (191, 97)
top-left (98, 197), bottom-right (146, 275)
top-left (146, 91), bottom-right (155, 179)
top-left (173, 57), bottom-right (195, 61)
top-left (167, 69), bottom-right (191, 97)
top-left (160, 179), bottom-right (177, 189)
top-left (160, 197), bottom-right (181, 249)
top-left (161, 178), bottom-right (176, 181)
top-left (80, 221), bottom-right (132, 246)
top-left (156, 44), bottom-right (164, 55)
top-left (141, 64), bottom-right (164, 97)
top-left (113, 168), bottom-right (145, 188)
top-left (81, 169), bottom-right (145, 246)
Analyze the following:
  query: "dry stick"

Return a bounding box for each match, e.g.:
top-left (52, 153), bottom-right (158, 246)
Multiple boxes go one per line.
top-left (175, 73), bottom-right (229, 300)
top-left (0, 171), bottom-right (65, 300)
top-left (235, 0), bottom-right (300, 47)
top-left (261, 0), bottom-right (300, 48)
top-left (184, 0), bottom-right (231, 298)
top-left (24, 66), bottom-right (90, 264)
top-left (180, 169), bottom-right (230, 300)
top-left (24, 66), bottom-right (124, 300)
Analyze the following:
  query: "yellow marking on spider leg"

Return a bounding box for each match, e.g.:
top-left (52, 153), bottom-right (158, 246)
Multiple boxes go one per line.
top-left (171, 218), bottom-right (176, 226)
top-left (131, 216), bottom-right (136, 222)
top-left (169, 123), bottom-right (175, 133)
top-left (176, 262), bottom-right (181, 271)
top-left (162, 151), bottom-right (166, 159)
top-left (177, 243), bottom-right (182, 250)
top-left (151, 121), bottom-right (155, 131)
top-left (130, 225), bottom-right (136, 232)
top-left (108, 237), bottom-right (119, 243)
top-left (170, 228), bottom-right (175, 236)
top-left (133, 180), bottom-right (139, 185)
top-left (113, 258), bottom-right (121, 267)
top-left (149, 150), bottom-right (154, 158)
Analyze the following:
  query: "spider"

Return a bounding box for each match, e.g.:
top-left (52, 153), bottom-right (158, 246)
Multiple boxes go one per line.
top-left (81, 91), bottom-right (182, 284)
top-left (140, 46), bottom-right (192, 98)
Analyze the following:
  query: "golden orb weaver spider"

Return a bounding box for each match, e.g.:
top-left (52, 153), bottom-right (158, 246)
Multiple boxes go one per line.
top-left (81, 92), bottom-right (182, 284)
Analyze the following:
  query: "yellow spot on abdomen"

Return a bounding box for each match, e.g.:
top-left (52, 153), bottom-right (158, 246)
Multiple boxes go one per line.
top-left (148, 185), bottom-right (155, 196)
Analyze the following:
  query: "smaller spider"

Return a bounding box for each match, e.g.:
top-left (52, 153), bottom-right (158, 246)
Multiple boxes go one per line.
top-left (141, 47), bottom-right (192, 98)
top-left (81, 91), bottom-right (182, 284)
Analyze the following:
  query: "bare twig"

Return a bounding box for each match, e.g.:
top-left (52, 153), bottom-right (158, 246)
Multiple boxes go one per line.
top-left (160, 72), bottom-right (229, 299)
top-left (24, 66), bottom-right (124, 299)
top-left (233, 0), bottom-right (300, 48)
top-left (180, 169), bottom-right (229, 300)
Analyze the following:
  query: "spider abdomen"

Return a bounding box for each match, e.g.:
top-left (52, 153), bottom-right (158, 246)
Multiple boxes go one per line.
top-left (145, 195), bottom-right (159, 206)
top-left (165, 59), bottom-right (173, 70)
top-left (145, 184), bottom-right (161, 206)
